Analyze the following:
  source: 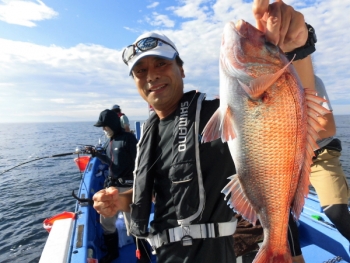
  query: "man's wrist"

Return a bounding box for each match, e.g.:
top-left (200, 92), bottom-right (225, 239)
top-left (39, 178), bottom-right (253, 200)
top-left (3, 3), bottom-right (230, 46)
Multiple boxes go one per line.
top-left (285, 23), bottom-right (317, 61)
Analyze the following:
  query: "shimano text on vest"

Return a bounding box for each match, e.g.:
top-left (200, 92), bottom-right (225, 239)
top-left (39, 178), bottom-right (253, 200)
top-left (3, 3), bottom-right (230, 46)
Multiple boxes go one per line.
top-left (178, 101), bottom-right (189, 152)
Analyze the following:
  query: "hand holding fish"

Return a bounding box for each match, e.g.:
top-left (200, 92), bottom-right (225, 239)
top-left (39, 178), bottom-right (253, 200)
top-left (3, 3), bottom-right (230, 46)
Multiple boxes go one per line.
top-left (252, 0), bottom-right (308, 52)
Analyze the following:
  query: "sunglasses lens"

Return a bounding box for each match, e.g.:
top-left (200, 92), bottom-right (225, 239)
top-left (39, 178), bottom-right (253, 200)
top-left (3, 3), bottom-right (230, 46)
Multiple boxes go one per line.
top-left (137, 38), bottom-right (158, 51)
top-left (123, 38), bottom-right (170, 65)
top-left (123, 46), bottom-right (135, 64)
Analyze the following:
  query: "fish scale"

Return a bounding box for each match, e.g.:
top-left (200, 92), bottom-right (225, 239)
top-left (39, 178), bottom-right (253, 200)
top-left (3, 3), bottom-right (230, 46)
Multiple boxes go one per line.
top-left (202, 19), bottom-right (329, 263)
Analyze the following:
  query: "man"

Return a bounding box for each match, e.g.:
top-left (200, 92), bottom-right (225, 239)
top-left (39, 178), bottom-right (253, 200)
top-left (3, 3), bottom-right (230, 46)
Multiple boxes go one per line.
top-left (111, 104), bottom-right (131, 132)
top-left (310, 76), bottom-right (350, 242)
top-left (93, 1), bottom-right (315, 262)
top-left (91, 109), bottom-right (138, 263)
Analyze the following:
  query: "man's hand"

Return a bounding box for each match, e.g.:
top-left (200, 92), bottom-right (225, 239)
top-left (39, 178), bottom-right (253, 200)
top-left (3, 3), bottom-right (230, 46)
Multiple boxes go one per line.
top-left (93, 187), bottom-right (119, 217)
top-left (252, 0), bottom-right (308, 53)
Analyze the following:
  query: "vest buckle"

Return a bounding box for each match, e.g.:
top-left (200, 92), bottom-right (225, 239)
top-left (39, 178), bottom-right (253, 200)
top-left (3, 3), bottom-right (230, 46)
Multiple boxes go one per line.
top-left (181, 235), bottom-right (193, 246)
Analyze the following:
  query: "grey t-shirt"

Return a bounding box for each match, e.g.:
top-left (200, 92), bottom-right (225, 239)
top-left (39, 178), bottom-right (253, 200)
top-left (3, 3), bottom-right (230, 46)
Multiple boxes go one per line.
top-left (314, 75), bottom-right (334, 148)
top-left (120, 115), bottom-right (130, 129)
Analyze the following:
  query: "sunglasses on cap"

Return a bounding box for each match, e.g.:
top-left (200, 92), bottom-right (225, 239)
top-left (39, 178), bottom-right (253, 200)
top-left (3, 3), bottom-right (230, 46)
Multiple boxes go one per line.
top-left (122, 37), bottom-right (177, 65)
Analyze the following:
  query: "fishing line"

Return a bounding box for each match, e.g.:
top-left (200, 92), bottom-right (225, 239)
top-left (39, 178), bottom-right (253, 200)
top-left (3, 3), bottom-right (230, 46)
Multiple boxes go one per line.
top-left (71, 151), bottom-right (96, 206)
top-left (0, 151), bottom-right (78, 175)
top-left (137, 237), bottom-right (153, 262)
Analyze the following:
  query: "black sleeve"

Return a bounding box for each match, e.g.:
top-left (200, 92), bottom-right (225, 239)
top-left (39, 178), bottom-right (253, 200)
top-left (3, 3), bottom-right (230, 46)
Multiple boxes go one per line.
top-left (128, 134), bottom-right (138, 161)
top-left (94, 151), bottom-right (110, 165)
top-left (199, 99), bottom-right (220, 132)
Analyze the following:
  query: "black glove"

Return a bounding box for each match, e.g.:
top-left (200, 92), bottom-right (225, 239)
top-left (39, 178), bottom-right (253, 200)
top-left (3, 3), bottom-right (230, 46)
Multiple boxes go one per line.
top-left (91, 148), bottom-right (96, 157)
top-left (85, 146), bottom-right (96, 157)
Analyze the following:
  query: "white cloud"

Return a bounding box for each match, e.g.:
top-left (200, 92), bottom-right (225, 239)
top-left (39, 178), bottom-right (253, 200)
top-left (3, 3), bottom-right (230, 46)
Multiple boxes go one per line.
top-left (124, 26), bottom-right (139, 33)
top-left (0, 38), bottom-right (146, 122)
top-left (0, 0), bottom-right (349, 123)
top-left (163, 0), bottom-right (350, 111)
top-left (147, 2), bottom-right (159, 9)
top-left (168, 0), bottom-right (214, 21)
top-left (0, 0), bottom-right (58, 27)
top-left (50, 98), bottom-right (75, 104)
top-left (145, 12), bottom-right (175, 28)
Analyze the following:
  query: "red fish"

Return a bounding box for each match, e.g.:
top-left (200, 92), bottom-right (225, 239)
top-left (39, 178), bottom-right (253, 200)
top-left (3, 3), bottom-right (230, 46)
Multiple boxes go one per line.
top-left (202, 20), bottom-right (330, 262)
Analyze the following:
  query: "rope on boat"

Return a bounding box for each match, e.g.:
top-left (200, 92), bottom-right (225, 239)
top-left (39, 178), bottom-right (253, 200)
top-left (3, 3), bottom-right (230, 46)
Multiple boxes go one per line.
top-left (0, 152), bottom-right (78, 175)
top-left (323, 256), bottom-right (343, 263)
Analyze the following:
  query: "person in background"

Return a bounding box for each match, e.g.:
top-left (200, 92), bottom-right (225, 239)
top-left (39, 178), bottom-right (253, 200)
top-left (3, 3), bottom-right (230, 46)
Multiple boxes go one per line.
top-left (92, 1), bottom-right (316, 262)
top-left (111, 104), bottom-right (131, 132)
top-left (90, 109), bottom-right (137, 263)
top-left (309, 75), bottom-right (350, 243)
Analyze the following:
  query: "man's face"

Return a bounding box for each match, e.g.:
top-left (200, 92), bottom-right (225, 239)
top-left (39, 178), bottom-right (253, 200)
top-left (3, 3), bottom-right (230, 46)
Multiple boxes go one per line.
top-left (103, 126), bottom-right (114, 138)
top-left (131, 56), bottom-right (185, 118)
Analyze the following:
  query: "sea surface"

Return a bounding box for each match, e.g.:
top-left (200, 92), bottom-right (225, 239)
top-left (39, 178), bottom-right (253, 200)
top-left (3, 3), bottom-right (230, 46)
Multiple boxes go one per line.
top-left (0, 116), bottom-right (349, 263)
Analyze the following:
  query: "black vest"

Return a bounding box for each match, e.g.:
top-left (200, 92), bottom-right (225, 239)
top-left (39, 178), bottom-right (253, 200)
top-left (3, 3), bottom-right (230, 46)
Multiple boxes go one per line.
top-left (129, 91), bottom-right (206, 237)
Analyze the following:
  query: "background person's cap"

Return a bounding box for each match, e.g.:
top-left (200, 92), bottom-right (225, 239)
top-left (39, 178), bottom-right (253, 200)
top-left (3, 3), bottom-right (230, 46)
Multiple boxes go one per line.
top-left (93, 109), bottom-right (115, 127)
top-left (127, 32), bottom-right (178, 74)
top-left (111, 104), bottom-right (120, 110)
top-left (93, 109), bottom-right (121, 133)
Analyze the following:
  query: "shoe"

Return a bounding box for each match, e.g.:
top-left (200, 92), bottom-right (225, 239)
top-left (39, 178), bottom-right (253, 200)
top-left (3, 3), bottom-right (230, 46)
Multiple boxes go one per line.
top-left (100, 232), bottom-right (119, 263)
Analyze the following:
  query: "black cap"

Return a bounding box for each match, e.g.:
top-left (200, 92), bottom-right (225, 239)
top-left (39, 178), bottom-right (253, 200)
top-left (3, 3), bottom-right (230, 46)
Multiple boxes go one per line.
top-left (94, 109), bottom-right (116, 127)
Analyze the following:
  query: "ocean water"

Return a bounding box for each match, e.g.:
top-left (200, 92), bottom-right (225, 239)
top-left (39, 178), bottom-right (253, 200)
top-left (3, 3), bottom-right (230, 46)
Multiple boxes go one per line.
top-left (0, 116), bottom-right (349, 263)
top-left (0, 122), bottom-right (103, 263)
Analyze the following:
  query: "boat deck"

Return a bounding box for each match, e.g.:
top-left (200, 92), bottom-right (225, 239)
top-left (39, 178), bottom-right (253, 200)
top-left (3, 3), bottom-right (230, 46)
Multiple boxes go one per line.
top-left (40, 156), bottom-right (350, 263)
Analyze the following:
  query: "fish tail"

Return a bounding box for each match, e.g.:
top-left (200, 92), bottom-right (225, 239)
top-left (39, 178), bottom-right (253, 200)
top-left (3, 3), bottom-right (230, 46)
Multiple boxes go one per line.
top-left (253, 245), bottom-right (292, 263)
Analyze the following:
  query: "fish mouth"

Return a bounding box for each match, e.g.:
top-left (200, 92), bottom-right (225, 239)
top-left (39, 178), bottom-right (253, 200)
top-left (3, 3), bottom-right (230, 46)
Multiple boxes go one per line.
top-left (233, 20), bottom-right (249, 38)
top-left (222, 19), bottom-right (279, 61)
top-left (223, 20), bottom-right (252, 40)
top-left (221, 20), bottom-right (252, 50)
top-left (228, 19), bottom-right (264, 40)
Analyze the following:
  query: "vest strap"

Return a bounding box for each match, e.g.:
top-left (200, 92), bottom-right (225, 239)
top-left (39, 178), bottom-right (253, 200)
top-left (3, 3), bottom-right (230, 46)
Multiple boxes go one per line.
top-left (146, 217), bottom-right (237, 252)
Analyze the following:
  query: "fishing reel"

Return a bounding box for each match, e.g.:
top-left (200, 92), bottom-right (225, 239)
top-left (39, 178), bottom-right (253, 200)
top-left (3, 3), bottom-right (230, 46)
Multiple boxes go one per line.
top-left (75, 134), bottom-right (106, 155)
top-left (77, 145), bottom-right (104, 156)
top-left (83, 145), bottom-right (95, 155)
top-left (75, 146), bottom-right (88, 154)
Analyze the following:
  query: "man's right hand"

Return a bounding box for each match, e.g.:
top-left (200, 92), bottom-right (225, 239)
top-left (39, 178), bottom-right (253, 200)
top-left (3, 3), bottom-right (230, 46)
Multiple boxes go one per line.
top-left (93, 187), bottom-right (119, 217)
top-left (252, 0), bottom-right (308, 53)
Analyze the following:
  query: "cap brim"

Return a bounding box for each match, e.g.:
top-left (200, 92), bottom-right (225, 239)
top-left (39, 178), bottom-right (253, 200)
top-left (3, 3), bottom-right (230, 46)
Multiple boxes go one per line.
top-left (93, 121), bottom-right (104, 127)
top-left (128, 46), bottom-right (178, 75)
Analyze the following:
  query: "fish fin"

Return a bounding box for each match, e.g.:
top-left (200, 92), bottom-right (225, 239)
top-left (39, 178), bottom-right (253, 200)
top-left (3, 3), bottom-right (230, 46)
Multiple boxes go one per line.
top-left (291, 89), bottom-right (331, 219)
top-left (253, 244), bottom-right (292, 263)
top-left (305, 88), bottom-right (331, 116)
top-left (221, 174), bottom-right (258, 225)
top-left (292, 159), bottom-right (311, 219)
top-left (221, 106), bottom-right (236, 142)
top-left (201, 108), bottom-right (222, 143)
top-left (239, 60), bottom-right (293, 100)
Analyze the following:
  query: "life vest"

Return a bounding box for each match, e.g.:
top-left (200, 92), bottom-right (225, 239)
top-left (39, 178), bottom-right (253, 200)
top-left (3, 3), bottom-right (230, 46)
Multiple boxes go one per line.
top-left (129, 91), bottom-right (206, 237)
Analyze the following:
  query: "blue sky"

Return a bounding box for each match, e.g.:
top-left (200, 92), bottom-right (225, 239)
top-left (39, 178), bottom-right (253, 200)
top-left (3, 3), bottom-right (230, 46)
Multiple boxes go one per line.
top-left (0, 0), bottom-right (349, 123)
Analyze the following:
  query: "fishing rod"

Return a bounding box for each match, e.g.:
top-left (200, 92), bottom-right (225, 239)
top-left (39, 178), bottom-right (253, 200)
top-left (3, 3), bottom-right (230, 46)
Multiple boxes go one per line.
top-left (0, 151), bottom-right (81, 176)
top-left (0, 134), bottom-right (106, 176)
